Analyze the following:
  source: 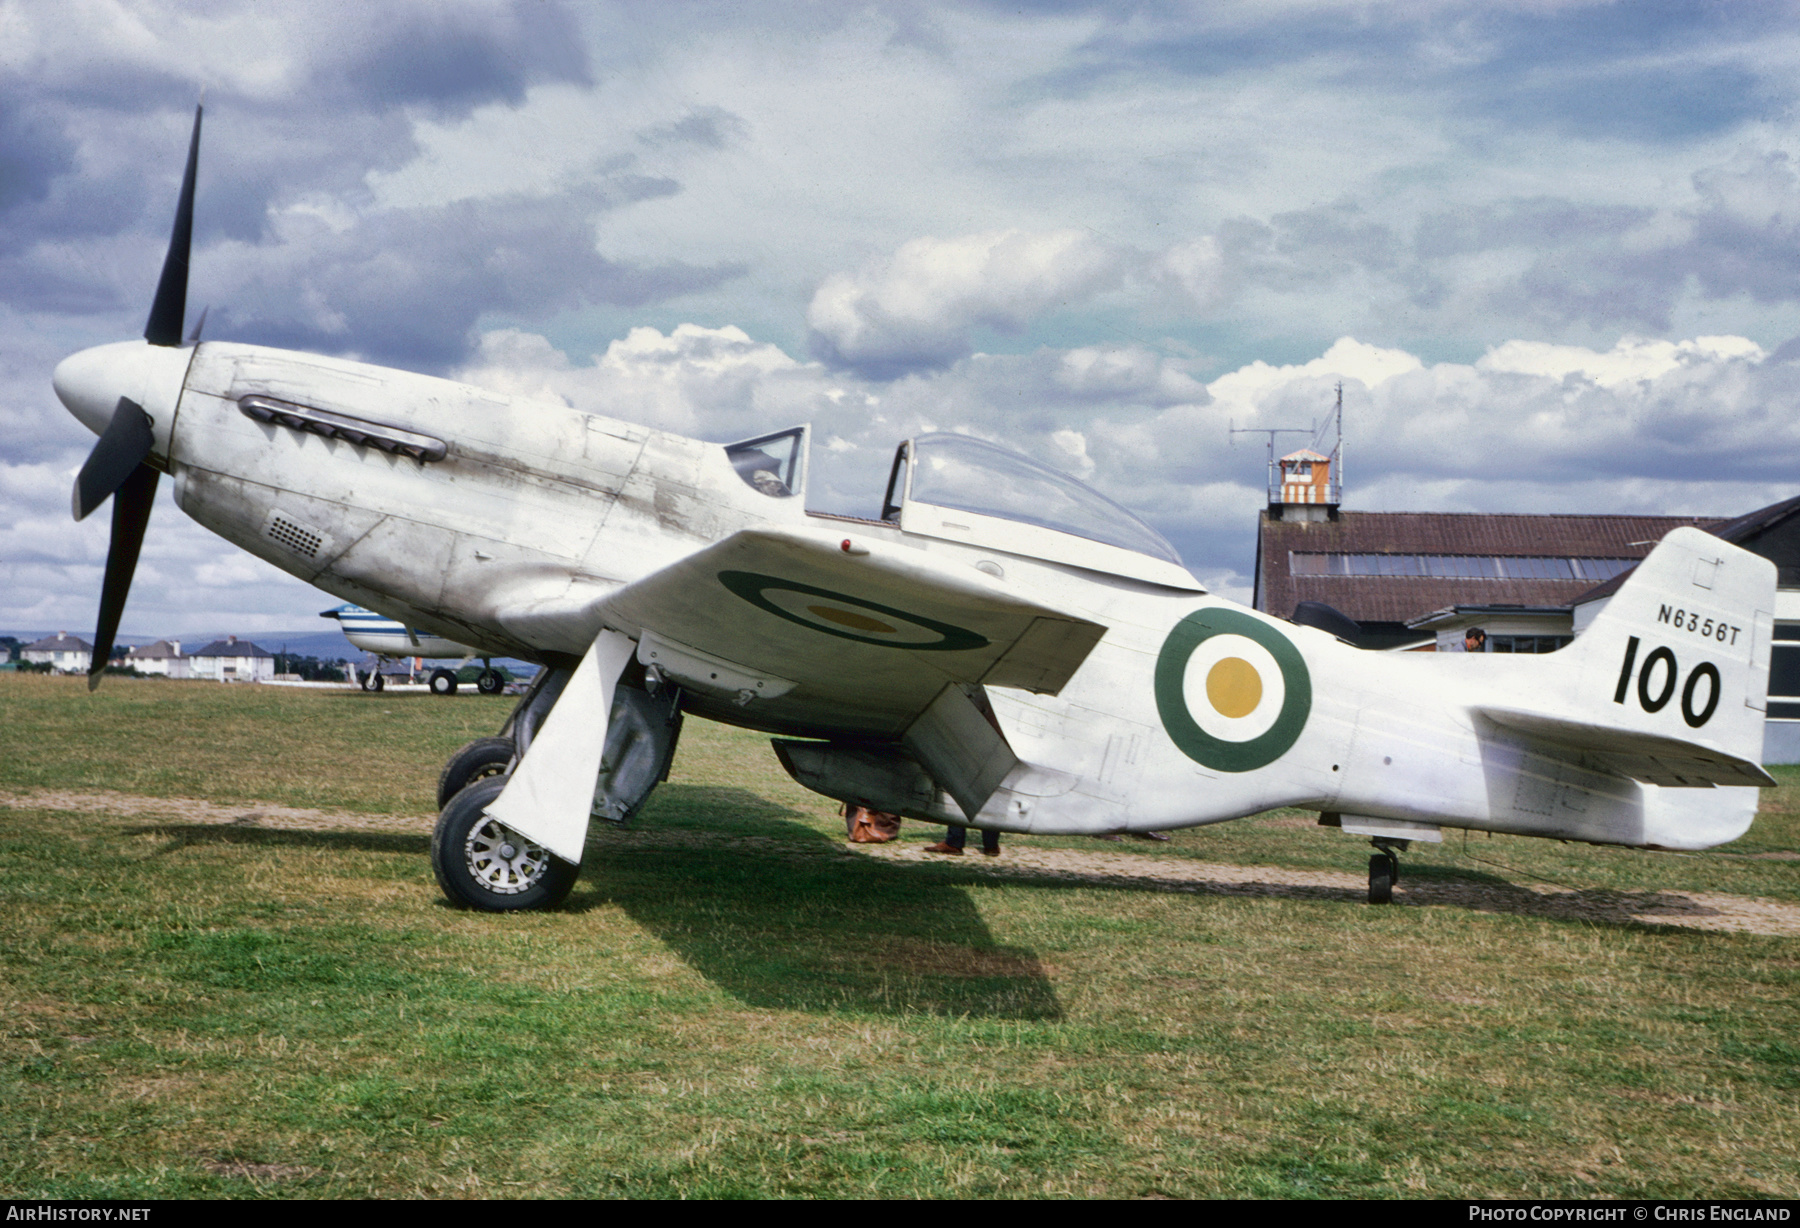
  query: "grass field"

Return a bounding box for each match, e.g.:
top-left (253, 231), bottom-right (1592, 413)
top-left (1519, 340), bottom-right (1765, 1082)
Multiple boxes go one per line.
top-left (2, 673), bottom-right (1796, 1198)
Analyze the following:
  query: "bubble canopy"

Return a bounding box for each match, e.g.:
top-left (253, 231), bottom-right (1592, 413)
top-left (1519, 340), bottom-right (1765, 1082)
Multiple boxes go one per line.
top-left (892, 433), bottom-right (1182, 566)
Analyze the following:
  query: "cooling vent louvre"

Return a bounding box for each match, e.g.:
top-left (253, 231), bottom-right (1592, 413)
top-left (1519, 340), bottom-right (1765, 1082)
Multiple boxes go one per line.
top-left (239, 395), bottom-right (448, 462)
top-left (268, 515), bottom-right (323, 558)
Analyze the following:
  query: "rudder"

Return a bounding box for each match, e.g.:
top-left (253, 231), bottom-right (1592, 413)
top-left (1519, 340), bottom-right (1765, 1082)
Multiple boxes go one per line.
top-left (1570, 526), bottom-right (1774, 771)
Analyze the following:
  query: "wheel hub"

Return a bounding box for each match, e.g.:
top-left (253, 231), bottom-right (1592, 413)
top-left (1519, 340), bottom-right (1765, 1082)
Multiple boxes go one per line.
top-left (464, 817), bottom-right (550, 895)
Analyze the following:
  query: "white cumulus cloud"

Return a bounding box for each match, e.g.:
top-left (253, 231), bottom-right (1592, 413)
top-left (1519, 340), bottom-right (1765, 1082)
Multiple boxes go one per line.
top-left (806, 228), bottom-right (1130, 375)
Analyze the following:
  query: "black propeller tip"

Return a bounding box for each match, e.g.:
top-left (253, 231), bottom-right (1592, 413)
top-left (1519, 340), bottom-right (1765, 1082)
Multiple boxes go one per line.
top-left (144, 103), bottom-right (203, 349)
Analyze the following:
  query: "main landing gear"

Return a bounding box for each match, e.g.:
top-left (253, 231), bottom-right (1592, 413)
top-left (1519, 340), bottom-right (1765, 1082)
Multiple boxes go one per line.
top-left (1367, 837), bottom-right (1407, 905)
top-left (431, 776), bottom-right (580, 910)
top-left (429, 665), bottom-right (685, 912)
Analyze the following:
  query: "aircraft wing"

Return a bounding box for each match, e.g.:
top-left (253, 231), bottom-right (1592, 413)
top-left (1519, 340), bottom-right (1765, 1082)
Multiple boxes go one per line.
top-left (594, 525), bottom-right (1108, 733)
top-left (1476, 706), bottom-right (1776, 788)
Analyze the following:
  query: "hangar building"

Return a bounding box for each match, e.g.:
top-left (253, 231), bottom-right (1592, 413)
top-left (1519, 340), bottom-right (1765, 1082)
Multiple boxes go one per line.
top-left (1248, 448), bottom-right (1800, 762)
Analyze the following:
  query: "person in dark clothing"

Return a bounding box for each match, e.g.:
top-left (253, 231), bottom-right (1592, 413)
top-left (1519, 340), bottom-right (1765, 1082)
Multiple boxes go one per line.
top-left (924, 824), bottom-right (1000, 857)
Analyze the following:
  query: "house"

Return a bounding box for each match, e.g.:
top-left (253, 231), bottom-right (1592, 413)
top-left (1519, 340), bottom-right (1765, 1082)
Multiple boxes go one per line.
top-left (186, 636), bottom-right (275, 682)
top-left (20, 633), bottom-right (93, 674)
top-left (124, 640), bottom-right (188, 678)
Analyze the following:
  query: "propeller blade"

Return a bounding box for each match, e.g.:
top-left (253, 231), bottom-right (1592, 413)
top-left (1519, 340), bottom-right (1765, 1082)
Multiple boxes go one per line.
top-left (72, 397), bottom-right (154, 522)
top-left (87, 463), bottom-right (160, 691)
top-left (144, 103), bottom-right (203, 348)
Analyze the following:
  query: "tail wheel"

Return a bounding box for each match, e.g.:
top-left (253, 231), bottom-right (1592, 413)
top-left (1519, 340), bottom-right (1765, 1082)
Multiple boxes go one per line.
top-left (431, 776), bottom-right (579, 912)
top-left (437, 735), bottom-right (517, 810)
top-left (1368, 853), bottom-right (1395, 905)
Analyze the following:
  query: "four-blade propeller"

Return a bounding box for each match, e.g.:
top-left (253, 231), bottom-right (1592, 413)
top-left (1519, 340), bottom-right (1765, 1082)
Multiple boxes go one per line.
top-left (73, 102), bottom-right (201, 689)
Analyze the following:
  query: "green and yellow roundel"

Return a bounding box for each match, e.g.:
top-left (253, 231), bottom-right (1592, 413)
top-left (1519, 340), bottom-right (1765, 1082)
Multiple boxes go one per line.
top-left (1154, 608), bottom-right (1312, 772)
top-left (717, 571), bottom-right (989, 651)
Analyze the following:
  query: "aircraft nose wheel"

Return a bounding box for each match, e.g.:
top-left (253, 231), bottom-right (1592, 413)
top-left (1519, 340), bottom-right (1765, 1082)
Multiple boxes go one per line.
top-left (360, 669), bottom-right (384, 692)
top-left (476, 668), bottom-right (505, 695)
top-left (1367, 838), bottom-right (1405, 904)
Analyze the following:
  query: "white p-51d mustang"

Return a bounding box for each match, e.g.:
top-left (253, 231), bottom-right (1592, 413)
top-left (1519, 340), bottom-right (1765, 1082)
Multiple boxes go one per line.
top-left (53, 107), bottom-right (1776, 910)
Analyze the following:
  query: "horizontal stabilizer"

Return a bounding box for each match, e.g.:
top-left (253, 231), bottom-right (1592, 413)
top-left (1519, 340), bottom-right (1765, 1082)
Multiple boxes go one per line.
top-left (1476, 706), bottom-right (1775, 788)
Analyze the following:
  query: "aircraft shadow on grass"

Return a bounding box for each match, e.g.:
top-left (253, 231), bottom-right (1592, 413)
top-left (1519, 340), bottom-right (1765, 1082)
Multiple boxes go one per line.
top-left (569, 786), bottom-right (1065, 1021)
top-left (122, 784), bottom-right (1756, 1013)
top-left (121, 787), bottom-right (1065, 1021)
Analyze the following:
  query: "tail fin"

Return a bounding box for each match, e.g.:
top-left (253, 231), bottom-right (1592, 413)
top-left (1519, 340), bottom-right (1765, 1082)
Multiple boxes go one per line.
top-left (1477, 527), bottom-right (1775, 789)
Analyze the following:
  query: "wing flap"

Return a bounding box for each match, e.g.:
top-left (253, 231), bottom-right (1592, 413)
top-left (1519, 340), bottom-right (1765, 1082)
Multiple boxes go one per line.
top-left (983, 616), bottom-right (1109, 693)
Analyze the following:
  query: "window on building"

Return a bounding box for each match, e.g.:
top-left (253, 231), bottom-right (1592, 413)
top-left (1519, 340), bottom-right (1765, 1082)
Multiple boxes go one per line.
top-left (1291, 552), bottom-right (1637, 580)
top-left (1768, 626), bottom-right (1800, 719)
top-left (1489, 635), bottom-right (1572, 654)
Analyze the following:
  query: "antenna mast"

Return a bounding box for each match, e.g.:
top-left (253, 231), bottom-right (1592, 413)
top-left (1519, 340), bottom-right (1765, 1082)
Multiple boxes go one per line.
top-left (1228, 423), bottom-right (1313, 504)
top-left (1229, 383), bottom-right (1346, 510)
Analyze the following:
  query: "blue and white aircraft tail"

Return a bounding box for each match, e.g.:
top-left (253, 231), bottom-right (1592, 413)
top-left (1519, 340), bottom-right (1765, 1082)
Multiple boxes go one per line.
top-left (320, 604), bottom-right (506, 696)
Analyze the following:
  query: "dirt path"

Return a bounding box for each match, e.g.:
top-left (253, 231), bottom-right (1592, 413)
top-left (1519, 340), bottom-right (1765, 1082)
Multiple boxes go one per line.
top-left (843, 839), bottom-right (1800, 937)
top-left (6, 787), bottom-right (1798, 937)
top-left (0, 788), bottom-right (431, 834)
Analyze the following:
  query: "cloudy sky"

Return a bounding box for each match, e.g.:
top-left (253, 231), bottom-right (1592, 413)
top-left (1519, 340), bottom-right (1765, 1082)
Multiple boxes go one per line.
top-left (8, 0), bottom-right (1800, 636)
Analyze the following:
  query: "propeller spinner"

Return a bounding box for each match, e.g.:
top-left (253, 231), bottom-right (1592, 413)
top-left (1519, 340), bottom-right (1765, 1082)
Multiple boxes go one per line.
top-left (53, 103), bottom-right (203, 689)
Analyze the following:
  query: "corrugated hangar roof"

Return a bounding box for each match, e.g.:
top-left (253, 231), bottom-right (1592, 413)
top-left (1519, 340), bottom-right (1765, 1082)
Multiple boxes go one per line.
top-left (1255, 511), bottom-right (1722, 626)
top-left (1572, 493), bottom-right (1800, 605)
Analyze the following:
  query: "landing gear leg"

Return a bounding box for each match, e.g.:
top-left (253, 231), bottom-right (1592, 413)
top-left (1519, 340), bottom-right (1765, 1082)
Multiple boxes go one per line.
top-left (1367, 837), bottom-right (1407, 904)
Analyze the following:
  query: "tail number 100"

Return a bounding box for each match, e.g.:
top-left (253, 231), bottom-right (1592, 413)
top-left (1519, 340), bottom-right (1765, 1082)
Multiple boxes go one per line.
top-left (1612, 635), bottom-right (1720, 729)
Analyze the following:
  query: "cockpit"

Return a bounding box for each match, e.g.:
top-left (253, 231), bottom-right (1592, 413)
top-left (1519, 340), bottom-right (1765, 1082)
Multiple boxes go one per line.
top-left (723, 427), bottom-right (1198, 590)
top-left (881, 433), bottom-right (1182, 563)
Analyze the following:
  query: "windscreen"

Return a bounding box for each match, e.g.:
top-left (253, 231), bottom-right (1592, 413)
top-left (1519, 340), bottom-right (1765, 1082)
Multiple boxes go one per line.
top-left (724, 427), bottom-right (804, 498)
top-left (907, 433), bottom-right (1182, 564)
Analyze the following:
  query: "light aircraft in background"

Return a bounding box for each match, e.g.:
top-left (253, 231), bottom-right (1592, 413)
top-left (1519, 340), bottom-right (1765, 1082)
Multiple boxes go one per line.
top-left (319, 602), bottom-right (509, 695)
top-left (52, 106), bottom-right (1777, 911)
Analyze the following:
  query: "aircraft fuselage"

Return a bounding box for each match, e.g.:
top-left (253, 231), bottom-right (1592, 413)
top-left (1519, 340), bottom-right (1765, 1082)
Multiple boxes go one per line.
top-left (56, 339), bottom-right (1767, 852)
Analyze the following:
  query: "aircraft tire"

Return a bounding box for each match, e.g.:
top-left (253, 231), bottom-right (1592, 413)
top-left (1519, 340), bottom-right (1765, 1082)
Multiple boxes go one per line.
top-left (429, 668), bottom-right (458, 696)
top-left (431, 776), bottom-right (579, 912)
top-left (362, 671), bottom-right (384, 693)
top-left (476, 668), bottom-right (505, 696)
top-left (437, 736), bottom-right (517, 811)
top-left (1368, 854), bottom-right (1394, 905)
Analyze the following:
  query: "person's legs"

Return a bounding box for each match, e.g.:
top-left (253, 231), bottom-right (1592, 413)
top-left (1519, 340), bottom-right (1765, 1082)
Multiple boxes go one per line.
top-left (979, 827), bottom-right (1000, 856)
top-left (925, 824), bottom-right (966, 855)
